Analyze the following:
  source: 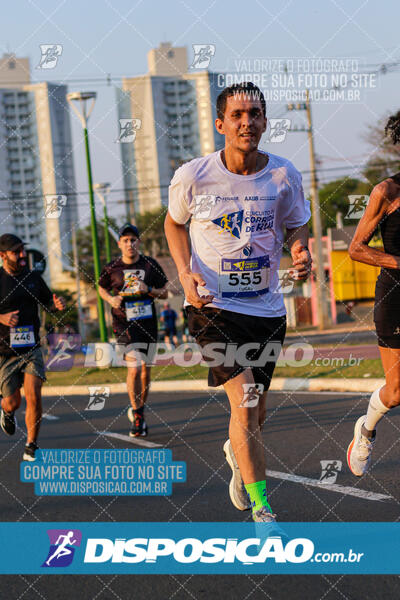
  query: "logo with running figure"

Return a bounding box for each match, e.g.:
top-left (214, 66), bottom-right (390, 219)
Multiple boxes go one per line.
top-left (266, 118), bottom-right (291, 143)
top-left (116, 118), bottom-right (141, 143)
top-left (190, 44), bottom-right (216, 69)
top-left (212, 210), bottom-right (244, 238)
top-left (345, 195), bottom-right (369, 220)
top-left (42, 529), bottom-right (82, 567)
top-left (37, 44), bottom-right (63, 69)
top-left (240, 383), bottom-right (264, 408)
top-left (193, 194), bottom-right (216, 219)
top-left (319, 460), bottom-right (342, 484)
top-left (43, 194), bottom-right (67, 219)
top-left (86, 386), bottom-right (110, 411)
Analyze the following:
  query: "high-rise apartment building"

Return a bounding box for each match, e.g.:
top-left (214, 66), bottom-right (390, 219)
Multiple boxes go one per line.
top-left (0, 53), bottom-right (77, 286)
top-left (117, 42), bottom-right (224, 216)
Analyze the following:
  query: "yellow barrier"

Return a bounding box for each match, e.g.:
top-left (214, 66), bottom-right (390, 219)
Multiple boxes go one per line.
top-left (331, 250), bottom-right (380, 301)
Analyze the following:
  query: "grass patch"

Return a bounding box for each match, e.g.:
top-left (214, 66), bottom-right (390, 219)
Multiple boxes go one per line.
top-left (44, 358), bottom-right (384, 387)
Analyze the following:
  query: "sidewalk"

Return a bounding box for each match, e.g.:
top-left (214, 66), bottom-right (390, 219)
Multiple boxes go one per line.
top-left (39, 376), bottom-right (384, 397)
top-left (286, 323), bottom-right (373, 339)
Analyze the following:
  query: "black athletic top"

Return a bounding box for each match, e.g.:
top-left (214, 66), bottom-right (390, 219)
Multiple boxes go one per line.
top-left (378, 173), bottom-right (400, 285)
top-left (0, 267), bottom-right (52, 356)
top-left (98, 255), bottom-right (167, 333)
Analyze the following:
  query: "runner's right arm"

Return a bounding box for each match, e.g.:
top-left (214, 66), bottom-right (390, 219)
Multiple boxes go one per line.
top-left (349, 181), bottom-right (400, 268)
top-left (98, 266), bottom-right (123, 309)
top-left (166, 168), bottom-right (213, 308)
top-left (164, 212), bottom-right (213, 308)
top-left (98, 285), bottom-right (123, 309)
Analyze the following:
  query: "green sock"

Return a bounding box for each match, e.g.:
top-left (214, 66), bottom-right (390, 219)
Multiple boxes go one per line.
top-left (244, 480), bottom-right (272, 514)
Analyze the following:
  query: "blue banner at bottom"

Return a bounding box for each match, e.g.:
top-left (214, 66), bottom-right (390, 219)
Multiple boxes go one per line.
top-left (0, 522), bottom-right (398, 574)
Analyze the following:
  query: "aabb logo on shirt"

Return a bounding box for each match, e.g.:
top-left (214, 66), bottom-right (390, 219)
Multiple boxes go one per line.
top-left (212, 210), bottom-right (243, 238)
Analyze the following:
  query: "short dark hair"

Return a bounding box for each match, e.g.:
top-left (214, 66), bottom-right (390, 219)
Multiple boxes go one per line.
top-left (216, 82), bottom-right (266, 121)
top-left (385, 110), bottom-right (400, 145)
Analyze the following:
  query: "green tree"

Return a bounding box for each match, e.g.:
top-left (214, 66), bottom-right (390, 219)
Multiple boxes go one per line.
top-left (362, 111), bottom-right (400, 185)
top-left (135, 207), bottom-right (169, 256)
top-left (317, 177), bottom-right (371, 234)
top-left (44, 288), bottom-right (79, 332)
top-left (72, 217), bottom-right (119, 284)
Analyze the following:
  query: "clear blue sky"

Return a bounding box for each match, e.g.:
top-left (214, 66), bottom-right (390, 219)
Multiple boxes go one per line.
top-left (3, 0), bottom-right (399, 223)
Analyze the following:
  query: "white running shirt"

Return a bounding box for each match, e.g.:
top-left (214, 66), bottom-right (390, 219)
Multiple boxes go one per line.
top-left (168, 150), bottom-right (311, 317)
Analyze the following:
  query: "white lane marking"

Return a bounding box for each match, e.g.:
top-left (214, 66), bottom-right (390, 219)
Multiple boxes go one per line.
top-left (42, 413), bottom-right (60, 420)
top-left (286, 391), bottom-right (370, 396)
top-left (266, 469), bottom-right (392, 502)
top-left (99, 431), bottom-right (162, 448)
top-left (22, 411), bottom-right (59, 421)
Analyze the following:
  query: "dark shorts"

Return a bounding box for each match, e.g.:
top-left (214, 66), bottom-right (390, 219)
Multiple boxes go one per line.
top-left (374, 280), bottom-right (400, 348)
top-left (0, 347), bottom-right (46, 398)
top-left (114, 320), bottom-right (158, 365)
top-left (165, 326), bottom-right (177, 337)
top-left (187, 306), bottom-right (286, 388)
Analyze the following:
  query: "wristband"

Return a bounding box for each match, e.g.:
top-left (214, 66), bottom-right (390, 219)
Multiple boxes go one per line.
top-left (147, 286), bottom-right (153, 295)
top-left (299, 245), bottom-right (311, 256)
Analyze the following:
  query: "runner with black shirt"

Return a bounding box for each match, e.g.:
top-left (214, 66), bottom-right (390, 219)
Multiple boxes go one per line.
top-left (98, 224), bottom-right (168, 437)
top-left (0, 234), bottom-right (66, 461)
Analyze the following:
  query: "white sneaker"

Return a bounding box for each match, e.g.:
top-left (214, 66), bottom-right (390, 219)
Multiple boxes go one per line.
top-left (223, 439), bottom-right (251, 511)
top-left (347, 415), bottom-right (376, 476)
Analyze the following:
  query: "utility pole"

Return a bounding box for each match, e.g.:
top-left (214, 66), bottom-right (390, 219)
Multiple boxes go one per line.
top-left (287, 94), bottom-right (329, 330)
top-left (305, 90), bottom-right (329, 330)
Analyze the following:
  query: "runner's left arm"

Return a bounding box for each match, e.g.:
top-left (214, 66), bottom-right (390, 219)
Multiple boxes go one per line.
top-left (144, 259), bottom-right (168, 299)
top-left (37, 275), bottom-right (66, 312)
top-left (284, 166), bottom-right (312, 281)
top-left (286, 224), bottom-right (312, 281)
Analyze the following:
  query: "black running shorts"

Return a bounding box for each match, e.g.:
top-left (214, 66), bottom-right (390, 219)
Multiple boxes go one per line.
top-left (187, 306), bottom-right (286, 388)
top-left (114, 321), bottom-right (158, 365)
top-left (374, 279), bottom-right (400, 348)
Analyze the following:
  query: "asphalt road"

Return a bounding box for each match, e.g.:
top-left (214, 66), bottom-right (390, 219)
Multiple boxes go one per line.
top-left (1, 389), bottom-right (400, 599)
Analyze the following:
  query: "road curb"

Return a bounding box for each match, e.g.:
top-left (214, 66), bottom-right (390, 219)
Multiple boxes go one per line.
top-left (39, 377), bottom-right (385, 396)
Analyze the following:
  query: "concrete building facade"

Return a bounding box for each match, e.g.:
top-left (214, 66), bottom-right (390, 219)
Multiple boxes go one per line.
top-left (0, 53), bottom-right (77, 287)
top-left (117, 43), bottom-right (224, 216)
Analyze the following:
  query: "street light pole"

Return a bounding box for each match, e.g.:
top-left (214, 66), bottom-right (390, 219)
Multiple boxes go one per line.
top-left (67, 91), bottom-right (108, 343)
top-left (71, 223), bottom-right (85, 340)
top-left (94, 182), bottom-right (111, 263)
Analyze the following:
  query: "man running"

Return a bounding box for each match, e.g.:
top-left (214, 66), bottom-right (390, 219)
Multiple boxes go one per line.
top-left (98, 224), bottom-right (168, 437)
top-left (160, 302), bottom-right (178, 347)
top-left (0, 234), bottom-right (66, 461)
top-left (45, 531), bottom-right (77, 566)
top-left (347, 111), bottom-right (400, 476)
top-left (165, 82), bottom-right (312, 522)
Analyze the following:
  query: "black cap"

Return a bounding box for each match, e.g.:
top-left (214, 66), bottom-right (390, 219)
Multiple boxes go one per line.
top-left (118, 223), bottom-right (140, 239)
top-left (0, 234), bottom-right (25, 252)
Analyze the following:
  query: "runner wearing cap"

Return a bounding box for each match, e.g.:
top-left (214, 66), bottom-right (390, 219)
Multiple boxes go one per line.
top-left (0, 233), bottom-right (66, 461)
top-left (165, 82), bottom-right (312, 522)
top-left (98, 224), bottom-right (168, 437)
